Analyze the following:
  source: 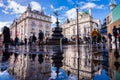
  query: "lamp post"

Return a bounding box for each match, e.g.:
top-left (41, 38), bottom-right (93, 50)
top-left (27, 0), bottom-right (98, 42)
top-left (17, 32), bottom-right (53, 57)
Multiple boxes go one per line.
top-left (15, 19), bottom-right (17, 37)
top-left (76, 5), bottom-right (80, 80)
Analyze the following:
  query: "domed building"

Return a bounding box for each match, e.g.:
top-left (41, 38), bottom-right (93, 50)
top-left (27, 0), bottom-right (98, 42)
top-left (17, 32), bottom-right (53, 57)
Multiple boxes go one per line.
top-left (10, 4), bottom-right (52, 42)
top-left (61, 8), bottom-right (101, 41)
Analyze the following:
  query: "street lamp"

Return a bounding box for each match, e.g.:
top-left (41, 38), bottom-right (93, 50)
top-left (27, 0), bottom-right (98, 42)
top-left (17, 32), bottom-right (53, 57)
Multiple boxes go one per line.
top-left (76, 5), bottom-right (79, 45)
top-left (76, 5), bottom-right (80, 80)
top-left (15, 19), bottom-right (17, 37)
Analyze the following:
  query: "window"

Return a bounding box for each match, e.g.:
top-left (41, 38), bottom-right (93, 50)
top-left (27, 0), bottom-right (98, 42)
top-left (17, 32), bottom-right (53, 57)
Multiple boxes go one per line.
top-left (31, 21), bottom-right (36, 28)
top-left (39, 23), bottom-right (43, 28)
top-left (46, 25), bottom-right (49, 31)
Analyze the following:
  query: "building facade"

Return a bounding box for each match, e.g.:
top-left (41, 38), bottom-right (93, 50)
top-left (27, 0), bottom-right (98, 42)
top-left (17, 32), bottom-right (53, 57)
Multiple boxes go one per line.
top-left (10, 5), bottom-right (52, 42)
top-left (61, 9), bottom-right (101, 41)
top-left (107, 3), bottom-right (120, 34)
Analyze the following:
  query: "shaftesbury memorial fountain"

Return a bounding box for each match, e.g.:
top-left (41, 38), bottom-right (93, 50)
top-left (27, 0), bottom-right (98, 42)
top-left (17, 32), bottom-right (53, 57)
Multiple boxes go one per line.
top-left (47, 11), bottom-right (67, 45)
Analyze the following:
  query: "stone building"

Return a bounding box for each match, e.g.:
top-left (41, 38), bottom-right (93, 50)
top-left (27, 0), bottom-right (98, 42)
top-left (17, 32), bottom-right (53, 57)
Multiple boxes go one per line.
top-left (10, 4), bottom-right (52, 42)
top-left (107, 3), bottom-right (120, 34)
top-left (61, 8), bottom-right (101, 41)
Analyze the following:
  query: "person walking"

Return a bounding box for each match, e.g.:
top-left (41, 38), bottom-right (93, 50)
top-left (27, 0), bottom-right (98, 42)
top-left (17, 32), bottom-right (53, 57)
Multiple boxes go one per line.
top-left (108, 33), bottom-right (112, 48)
top-left (91, 28), bottom-right (98, 44)
top-left (32, 33), bottom-right (37, 45)
top-left (117, 27), bottom-right (120, 46)
top-left (38, 30), bottom-right (44, 45)
top-left (14, 37), bottom-right (19, 47)
top-left (24, 38), bottom-right (27, 45)
top-left (112, 26), bottom-right (118, 45)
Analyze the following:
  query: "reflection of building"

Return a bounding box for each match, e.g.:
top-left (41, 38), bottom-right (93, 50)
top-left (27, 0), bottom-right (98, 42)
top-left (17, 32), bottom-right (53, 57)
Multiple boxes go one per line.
top-left (61, 8), bottom-right (101, 40)
top-left (62, 45), bottom-right (102, 79)
top-left (108, 49), bottom-right (120, 80)
top-left (10, 4), bottom-right (52, 41)
top-left (9, 52), bottom-right (51, 80)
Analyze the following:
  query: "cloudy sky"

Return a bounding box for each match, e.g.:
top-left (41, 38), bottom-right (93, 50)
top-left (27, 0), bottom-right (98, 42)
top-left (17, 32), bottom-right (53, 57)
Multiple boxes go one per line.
top-left (0, 0), bottom-right (120, 31)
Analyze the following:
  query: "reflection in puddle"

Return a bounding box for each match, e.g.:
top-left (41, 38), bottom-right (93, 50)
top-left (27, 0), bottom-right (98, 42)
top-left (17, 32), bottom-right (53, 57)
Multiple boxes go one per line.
top-left (0, 45), bottom-right (120, 80)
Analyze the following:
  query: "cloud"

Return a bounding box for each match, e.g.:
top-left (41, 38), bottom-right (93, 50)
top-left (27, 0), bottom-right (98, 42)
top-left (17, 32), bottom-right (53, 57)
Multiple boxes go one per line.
top-left (55, 6), bottom-right (67, 11)
top-left (50, 5), bottom-right (54, 9)
top-left (67, 0), bottom-right (74, 4)
top-left (86, 0), bottom-right (100, 1)
top-left (30, 1), bottom-right (42, 11)
top-left (0, 21), bottom-right (12, 31)
top-left (2, 10), bottom-right (9, 14)
top-left (0, 0), bottom-right (4, 7)
top-left (1, 0), bottom-right (26, 14)
top-left (80, 2), bottom-right (105, 9)
top-left (7, 0), bottom-right (26, 14)
top-left (0, 0), bottom-right (43, 14)
top-left (51, 15), bottom-right (56, 24)
top-left (65, 8), bottom-right (76, 19)
top-left (50, 5), bottom-right (67, 11)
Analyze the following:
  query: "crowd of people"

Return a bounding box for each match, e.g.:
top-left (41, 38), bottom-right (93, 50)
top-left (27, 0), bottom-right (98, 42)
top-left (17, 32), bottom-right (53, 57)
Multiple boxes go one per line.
top-left (91, 28), bottom-right (107, 45)
top-left (2, 25), bottom-right (120, 49)
top-left (108, 26), bottom-right (120, 48)
top-left (2, 26), bottom-right (44, 49)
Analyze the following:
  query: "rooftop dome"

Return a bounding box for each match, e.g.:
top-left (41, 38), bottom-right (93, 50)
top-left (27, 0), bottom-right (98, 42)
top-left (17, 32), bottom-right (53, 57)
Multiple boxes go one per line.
top-left (79, 11), bottom-right (88, 15)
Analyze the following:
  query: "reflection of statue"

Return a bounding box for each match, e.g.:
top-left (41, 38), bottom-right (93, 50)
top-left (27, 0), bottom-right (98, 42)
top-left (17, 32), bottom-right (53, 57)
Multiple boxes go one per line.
top-left (52, 46), bottom-right (64, 78)
top-left (1, 49), bottom-right (10, 71)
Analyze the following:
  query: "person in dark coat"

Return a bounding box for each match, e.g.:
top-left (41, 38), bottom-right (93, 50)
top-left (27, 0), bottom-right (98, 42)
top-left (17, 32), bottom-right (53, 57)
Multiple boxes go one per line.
top-left (32, 33), bottom-right (37, 45)
top-left (108, 33), bottom-right (112, 48)
top-left (2, 26), bottom-right (10, 49)
top-left (24, 38), bottom-right (27, 45)
top-left (38, 30), bottom-right (44, 45)
top-left (112, 26), bottom-right (118, 45)
top-left (15, 37), bottom-right (19, 47)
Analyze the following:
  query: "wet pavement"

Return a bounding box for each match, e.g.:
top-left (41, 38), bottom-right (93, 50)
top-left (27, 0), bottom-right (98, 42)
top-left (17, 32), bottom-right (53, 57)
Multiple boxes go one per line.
top-left (0, 44), bottom-right (120, 80)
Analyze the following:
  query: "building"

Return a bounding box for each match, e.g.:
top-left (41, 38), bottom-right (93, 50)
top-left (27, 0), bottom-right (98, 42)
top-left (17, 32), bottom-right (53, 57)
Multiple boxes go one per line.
top-left (100, 0), bottom-right (120, 35)
top-left (61, 8), bottom-right (101, 41)
top-left (107, 3), bottom-right (120, 34)
top-left (10, 4), bottom-right (52, 42)
top-left (100, 12), bottom-right (112, 36)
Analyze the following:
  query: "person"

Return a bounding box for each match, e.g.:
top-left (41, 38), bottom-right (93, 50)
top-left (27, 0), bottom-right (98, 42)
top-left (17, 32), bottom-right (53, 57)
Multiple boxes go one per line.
top-left (112, 26), bottom-right (118, 45)
top-left (108, 33), bottom-right (112, 48)
top-left (38, 30), bottom-right (44, 45)
top-left (32, 33), bottom-right (37, 45)
top-left (24, 38), bottom-right (27, 45)
top-left (91, 28), bottom-right (98, 44)
top-left (15, 37), bottom-right (19, 47)
top-left (2, 26), bottom-right (10, 49)
top-left (117, 27), bottom-right (120, 45)
top-left (29, 36), bottom-right (32, 46)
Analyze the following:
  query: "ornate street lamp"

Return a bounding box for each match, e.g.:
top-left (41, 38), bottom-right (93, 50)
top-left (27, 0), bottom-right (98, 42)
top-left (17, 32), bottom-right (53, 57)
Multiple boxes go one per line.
top-left (76, 5), bottom-right (80, 80)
